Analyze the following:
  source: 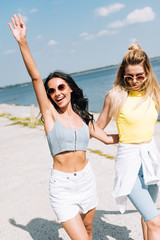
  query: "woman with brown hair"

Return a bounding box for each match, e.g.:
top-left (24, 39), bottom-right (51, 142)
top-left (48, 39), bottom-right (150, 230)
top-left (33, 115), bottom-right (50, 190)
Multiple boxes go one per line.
top-left (8, 14), bottom-right (118, 240)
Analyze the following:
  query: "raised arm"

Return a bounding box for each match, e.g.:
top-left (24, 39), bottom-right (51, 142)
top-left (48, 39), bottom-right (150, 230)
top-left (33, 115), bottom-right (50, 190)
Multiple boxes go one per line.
top-left (8, 14), bottom-right (54, 120)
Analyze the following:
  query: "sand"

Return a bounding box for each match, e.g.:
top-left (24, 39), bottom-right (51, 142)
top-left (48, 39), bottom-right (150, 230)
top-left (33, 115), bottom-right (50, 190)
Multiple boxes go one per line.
top-left (0, 103), bottom-right (160, 240)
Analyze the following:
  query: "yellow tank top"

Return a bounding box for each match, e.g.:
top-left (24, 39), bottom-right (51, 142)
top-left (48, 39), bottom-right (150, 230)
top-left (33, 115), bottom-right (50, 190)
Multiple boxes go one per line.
top-left (116, 91), bottom-right (158, 143)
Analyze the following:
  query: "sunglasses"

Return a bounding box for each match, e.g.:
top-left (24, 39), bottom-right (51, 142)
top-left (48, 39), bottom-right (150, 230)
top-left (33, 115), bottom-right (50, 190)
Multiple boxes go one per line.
top-left (124, 74), bottom-right (146, 82)
top-left (47, 84), bottom-right (66, 95)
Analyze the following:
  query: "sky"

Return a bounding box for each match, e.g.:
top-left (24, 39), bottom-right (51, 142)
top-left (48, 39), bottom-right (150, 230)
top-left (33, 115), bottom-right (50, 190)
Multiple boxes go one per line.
top-left (1, 0), bottom-right (160, 87)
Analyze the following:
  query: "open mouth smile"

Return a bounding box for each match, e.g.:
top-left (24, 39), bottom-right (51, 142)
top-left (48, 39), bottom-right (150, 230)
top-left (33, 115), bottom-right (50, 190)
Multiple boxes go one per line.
top-left (56, 96), bottom-right (65, 103)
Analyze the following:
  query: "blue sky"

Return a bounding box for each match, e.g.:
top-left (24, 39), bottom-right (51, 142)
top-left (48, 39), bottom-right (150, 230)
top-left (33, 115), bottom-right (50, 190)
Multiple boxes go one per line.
top-left (1, 0), bottom-right (160, 87)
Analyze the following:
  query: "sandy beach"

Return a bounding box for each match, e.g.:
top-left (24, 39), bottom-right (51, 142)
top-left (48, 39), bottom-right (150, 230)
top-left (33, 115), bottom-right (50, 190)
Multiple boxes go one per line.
top-left (0, 103), bottom-right (160, 240)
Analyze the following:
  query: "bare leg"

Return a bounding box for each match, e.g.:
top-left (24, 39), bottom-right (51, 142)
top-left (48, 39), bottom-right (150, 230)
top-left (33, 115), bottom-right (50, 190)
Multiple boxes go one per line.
top-left (141, 217), bottom-right (148, 240)
top-left (81, 208), bottom-right (96, 240)
top-left (61, 213), bottom-right (89, 240)
top-left (146, 214), bottom-right (160, 240)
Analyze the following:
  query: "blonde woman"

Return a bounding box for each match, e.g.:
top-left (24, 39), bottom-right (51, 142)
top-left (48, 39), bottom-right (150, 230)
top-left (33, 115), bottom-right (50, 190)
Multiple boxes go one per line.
top-left (96, 42), bottom-right (160, 240)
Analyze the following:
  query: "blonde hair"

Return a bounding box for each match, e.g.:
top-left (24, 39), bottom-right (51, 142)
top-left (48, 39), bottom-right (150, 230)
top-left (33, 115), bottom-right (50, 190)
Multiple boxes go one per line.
top-left (109, 41), bottom-right (160, 119)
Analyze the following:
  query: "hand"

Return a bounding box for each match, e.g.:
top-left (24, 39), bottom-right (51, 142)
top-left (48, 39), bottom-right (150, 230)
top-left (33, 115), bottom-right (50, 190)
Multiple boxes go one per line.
top-left (8, 14), bottom-right (27, 43)
top-left (9, 218), bottom-right (16, 225)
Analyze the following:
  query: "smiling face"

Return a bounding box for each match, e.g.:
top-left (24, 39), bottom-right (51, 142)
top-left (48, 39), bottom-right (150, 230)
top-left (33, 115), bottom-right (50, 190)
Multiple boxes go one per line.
top-left (124, 63), bottom-right (146, 91)
top-left (47, 77), bottom-right (72, 109)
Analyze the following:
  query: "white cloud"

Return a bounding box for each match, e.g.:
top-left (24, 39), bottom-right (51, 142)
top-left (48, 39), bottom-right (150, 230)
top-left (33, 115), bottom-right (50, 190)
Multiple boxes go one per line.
top-left (97, 29), bottom-right (118, 37)
top-left (108, 20), bottom-right (126, 28)
top-left (109, 6), bottom-right (155, 28)
top-left (126, 6), bottom-right (155, 24)
top-left (30, 8), bottom-right (38, 13)
top-left (70, 49), bottom-right (76, 54)
top-left (80, 29), bottom-right (118, 40)
top-left (3, 49), bottom-right (16, 55)
top-left (48, 40), bottom-right (57, 46)
top-left (18, 8), bottom-right (23, 13)
top-left (95, 3), bottom-right (125, 17)
top-left (21, 15), bottom-right (28, 23)
top-left (80, 32), bottom-right (95, 40)
top-left (36, 35), bottom-right (43, 40)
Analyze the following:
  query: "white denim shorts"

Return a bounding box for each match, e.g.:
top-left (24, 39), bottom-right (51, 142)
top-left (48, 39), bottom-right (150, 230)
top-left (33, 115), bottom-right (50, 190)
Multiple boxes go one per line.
top-left (49, 161), bottom-right (98, 223)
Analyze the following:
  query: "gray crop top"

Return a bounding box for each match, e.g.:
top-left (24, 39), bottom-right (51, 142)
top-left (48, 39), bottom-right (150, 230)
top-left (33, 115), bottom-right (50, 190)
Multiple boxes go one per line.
top-left (46, 113), bottom-right (90, 157)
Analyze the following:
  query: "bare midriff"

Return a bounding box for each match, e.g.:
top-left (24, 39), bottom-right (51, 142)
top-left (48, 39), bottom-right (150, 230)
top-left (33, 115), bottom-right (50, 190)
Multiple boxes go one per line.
top-left (53, 150), bottom-right (88, 172)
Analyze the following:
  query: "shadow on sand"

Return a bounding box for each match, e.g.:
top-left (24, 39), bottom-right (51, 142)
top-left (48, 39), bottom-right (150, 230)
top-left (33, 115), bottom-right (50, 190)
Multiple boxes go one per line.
top-left (9, 209), bottom-right (137, 240)
top-left (93, 210), bottom-right (137, 240)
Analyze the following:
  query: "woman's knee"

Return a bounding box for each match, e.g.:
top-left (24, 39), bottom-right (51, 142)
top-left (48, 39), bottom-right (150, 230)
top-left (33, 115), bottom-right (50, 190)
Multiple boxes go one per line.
top-left (81, 208), bottom-right (95, 235)
top-left (84, 221), bottom-right (93, 234)
top-left (146, 214), bottom-right (160, 230)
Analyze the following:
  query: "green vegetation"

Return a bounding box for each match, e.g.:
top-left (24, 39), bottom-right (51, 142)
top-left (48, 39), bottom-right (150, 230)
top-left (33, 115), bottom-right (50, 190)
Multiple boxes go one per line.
top-left (87, 148), bottom-right (115, 160)
top-left (0, 112), bottom-right (43, 128)
top-left (0, 113), bottom-right (10, 117)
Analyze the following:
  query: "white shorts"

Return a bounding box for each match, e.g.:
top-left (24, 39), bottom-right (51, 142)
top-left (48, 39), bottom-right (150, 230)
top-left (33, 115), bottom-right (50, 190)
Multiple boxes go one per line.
top-left (49, 161), bottom-right (98, 223)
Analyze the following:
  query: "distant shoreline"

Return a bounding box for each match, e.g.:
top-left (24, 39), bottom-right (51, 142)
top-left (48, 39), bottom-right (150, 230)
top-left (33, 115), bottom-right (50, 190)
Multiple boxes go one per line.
top-left (0, 64), bottom-right (118, 90)
top-left (1, 55), bottom-right (160, 89)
